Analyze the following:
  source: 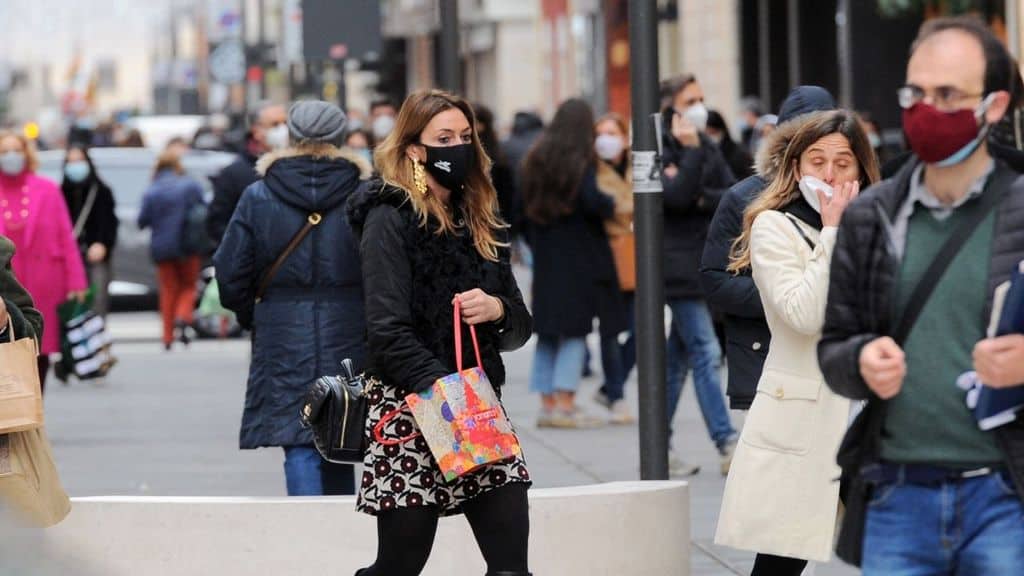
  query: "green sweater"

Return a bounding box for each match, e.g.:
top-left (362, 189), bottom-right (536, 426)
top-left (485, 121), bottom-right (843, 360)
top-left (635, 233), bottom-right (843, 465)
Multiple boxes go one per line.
top-left (882, 203), bottom-right (1003, 467)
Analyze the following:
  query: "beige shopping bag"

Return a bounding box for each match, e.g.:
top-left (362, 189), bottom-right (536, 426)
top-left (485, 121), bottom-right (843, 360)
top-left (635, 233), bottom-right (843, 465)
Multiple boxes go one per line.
top-left (0, 428), bottom-right (71, 527)
top-left (0, 320), bottom-right (43, 433)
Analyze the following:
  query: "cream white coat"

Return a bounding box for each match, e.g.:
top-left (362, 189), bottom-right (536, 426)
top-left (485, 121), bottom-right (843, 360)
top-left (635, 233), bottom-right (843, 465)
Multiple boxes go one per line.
top-left (715, 210), bottom-right (851, 563)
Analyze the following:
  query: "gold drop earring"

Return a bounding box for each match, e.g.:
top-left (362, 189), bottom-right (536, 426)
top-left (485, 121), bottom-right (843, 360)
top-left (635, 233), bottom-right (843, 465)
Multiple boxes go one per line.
top-left (412, 158), bottom-right (428, 196)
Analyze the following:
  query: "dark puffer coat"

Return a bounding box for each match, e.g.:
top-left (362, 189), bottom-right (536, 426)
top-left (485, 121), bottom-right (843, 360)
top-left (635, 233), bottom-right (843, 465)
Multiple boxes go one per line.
top-left (214, 147), bottom-right (371, 449)
top-left (818, 157), bottom-right (1024, 500)
top-left (346, 179), bottom-right (532, 395)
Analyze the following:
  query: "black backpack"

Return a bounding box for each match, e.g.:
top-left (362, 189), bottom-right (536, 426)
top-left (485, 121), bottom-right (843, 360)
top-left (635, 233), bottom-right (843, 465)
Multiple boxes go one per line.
top-left (181, 202), bottom-right (211, 256)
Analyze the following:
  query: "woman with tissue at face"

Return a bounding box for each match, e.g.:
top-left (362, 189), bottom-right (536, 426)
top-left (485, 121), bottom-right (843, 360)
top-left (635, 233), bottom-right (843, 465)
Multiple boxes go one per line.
top-left (61, 143), bottom-right (118, 318)
top-left (0, 130), bottom-right (88, 392)
top-left (716, 110), bottom-right (880, 574)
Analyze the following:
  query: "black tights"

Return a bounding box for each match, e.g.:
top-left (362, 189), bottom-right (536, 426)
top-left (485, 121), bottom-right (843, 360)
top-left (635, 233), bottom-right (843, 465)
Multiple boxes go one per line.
top-left (358, 483), bottom-right (530, 576)
top-left (751, 553), bottom-right (807, 576)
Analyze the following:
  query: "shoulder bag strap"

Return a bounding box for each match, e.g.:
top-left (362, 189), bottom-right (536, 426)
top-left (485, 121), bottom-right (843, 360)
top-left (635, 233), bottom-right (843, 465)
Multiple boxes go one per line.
top-left (892, 167), bottom-right (1016, 344)
top-left (254, 212), bottom-right (322, 303)
top-left (785, 213), bottom-right (817, 250)
top-left (73, 184), bottom-right (99, 240)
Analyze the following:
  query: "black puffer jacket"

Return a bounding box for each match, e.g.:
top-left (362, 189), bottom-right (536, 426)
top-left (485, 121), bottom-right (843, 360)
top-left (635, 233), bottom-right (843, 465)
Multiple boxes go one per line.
top-left (660, 112), bottom-right (736, 299)
top-left (818, 157), bottom-right (1024, 498)
top-left (214, 147), bottom-right (371, 449)
top-left (700, 175), bottom-right (769, 409)
top-left (347, 179), bottom-right (532, 395)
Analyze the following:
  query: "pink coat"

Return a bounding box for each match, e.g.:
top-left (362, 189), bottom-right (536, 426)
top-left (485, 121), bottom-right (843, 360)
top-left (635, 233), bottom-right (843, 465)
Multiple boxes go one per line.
top-left (0, 172), bottom-right (88, 354)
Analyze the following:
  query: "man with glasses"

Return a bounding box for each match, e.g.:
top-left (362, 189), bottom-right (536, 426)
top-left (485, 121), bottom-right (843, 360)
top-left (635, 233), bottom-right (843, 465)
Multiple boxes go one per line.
top-left (819, 17), bottom-right (1024, 574)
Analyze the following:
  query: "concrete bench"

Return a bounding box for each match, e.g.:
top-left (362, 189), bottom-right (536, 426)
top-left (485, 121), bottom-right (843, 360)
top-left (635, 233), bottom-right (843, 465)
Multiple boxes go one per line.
top-left (33, 481), bottom-right (689, 575)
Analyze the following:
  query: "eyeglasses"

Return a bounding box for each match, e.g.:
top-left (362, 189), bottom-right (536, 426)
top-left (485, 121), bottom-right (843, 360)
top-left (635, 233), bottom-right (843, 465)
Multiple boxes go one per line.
top-left (897, 85), bottom-right (985, 111)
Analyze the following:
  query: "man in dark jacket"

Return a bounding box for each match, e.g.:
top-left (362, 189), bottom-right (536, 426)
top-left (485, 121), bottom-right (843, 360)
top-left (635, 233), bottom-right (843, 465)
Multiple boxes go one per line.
top-left (818, 18), bottom-right (1024, 572)
top-left (1, 235), bottom-right (42, 340)
top-left (659, 74), bottom-right (737, 476)
top-left (206, 103), bottom-right (287, 248)
top-left (700, 86), bottom-right (836, 410)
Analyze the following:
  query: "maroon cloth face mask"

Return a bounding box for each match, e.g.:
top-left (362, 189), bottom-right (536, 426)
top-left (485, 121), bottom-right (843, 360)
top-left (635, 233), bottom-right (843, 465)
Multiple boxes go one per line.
top-left (902, 102), bottom-right (983, 164)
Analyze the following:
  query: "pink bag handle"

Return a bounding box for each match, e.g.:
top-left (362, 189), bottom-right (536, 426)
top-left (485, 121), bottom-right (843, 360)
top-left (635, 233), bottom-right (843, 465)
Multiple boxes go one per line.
top-left (373, 405), bottom-right (421, 446)
top-left (453, 298), bottom-right (484, 373)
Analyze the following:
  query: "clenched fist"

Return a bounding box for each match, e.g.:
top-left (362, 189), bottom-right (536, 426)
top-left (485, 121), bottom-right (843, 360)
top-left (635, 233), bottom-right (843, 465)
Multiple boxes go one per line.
top-left (859, 336), bottom-right (907, 399)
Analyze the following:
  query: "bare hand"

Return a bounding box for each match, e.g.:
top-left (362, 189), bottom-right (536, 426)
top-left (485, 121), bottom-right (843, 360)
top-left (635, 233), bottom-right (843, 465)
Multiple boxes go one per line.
top-left (0, 298), bottom-right (7, 329)
top-left (820, 180), bottom-right (860, 228)
top-left (671, 113), bottom-right (700, 148)
top-left (663, 164), bottom-right (679, 179)
top-left (86, 243), bottom-right (107, 264)
top-left (67, 291), bottom-right (87, 304)
top-left (453, 289), bottom-right (504, 325)
top-left (859, 336), bottom-right (906, 399)
top-left (973, 334), bottom-right (1024, 388)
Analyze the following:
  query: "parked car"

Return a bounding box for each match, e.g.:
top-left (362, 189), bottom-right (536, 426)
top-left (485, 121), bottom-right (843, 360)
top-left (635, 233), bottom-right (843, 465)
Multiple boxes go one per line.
top-left (38, 147), bottom-right (235, 312)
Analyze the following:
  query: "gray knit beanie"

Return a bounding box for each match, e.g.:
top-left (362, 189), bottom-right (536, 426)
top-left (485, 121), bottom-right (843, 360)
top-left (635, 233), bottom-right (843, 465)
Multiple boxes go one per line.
top-left (286, 100), bottom-right (347, 143)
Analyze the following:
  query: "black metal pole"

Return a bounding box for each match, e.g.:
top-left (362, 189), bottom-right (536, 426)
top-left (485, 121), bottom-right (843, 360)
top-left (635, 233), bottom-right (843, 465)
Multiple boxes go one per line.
top-left (438, 0), bottom-right (460, 92)
top-left (257, 0), bottom-right (267, 99)
top-left (629, 0), bottom-right (668, 481)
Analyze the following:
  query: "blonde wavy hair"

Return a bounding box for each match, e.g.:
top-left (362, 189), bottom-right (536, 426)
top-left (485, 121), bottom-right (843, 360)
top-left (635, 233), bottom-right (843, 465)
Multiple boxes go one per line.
top-left (374, 90), bottom-right (506, 261)
top-left (0, 130), bottom-right (40, 173)
top-left (727, 110), bottom-right (880, 274)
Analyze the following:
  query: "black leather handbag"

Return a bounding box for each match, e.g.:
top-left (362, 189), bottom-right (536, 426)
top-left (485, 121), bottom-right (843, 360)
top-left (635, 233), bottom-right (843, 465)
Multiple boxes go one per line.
top-left (300, 359), bottom-right (371, 463)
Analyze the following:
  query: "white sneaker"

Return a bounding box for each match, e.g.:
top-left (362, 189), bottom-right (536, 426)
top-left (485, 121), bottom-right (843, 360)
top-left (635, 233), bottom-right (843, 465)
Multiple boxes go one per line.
top-left (669, 454), bottom-right (701, 477)
top-left (594, 390), bottom-right (611, 409)
top-left (608, 399), bottom-right (636, 425)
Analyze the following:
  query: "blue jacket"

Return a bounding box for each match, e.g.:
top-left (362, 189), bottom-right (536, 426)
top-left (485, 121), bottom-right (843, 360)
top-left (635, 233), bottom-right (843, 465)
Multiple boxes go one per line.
top-left (214, 148), bottom-right (370, 449)
top-left (138, 170), bottom-right (204, 262)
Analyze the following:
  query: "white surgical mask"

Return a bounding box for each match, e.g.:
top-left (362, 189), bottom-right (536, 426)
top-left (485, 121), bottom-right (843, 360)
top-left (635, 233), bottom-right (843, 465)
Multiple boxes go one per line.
top-left (265, 124), bottom-right (290, 150)
top-left (798, 175), bottom-right (834, 214)
top-left (0, 152), bottom-right (25, 176)
top-left (682, 103), bottom-right (709, 132)
top-left (372, 115), bottom-right (396, 141)
top-left (594, 134), bottom-right (625, 161)
top-left (868, 133), bottom-right (882, 149)
top-left (64, 161), bottom-right (91, 183)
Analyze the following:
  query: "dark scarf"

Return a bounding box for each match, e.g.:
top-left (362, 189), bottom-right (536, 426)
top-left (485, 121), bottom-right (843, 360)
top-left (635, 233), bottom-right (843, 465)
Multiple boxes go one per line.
top-left (781, 195), bottom-right (823, 231)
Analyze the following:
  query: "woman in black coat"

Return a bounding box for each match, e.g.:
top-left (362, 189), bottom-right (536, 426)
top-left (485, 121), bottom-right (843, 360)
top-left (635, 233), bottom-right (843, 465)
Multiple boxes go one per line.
top-left (61, 144), bottom-right (118, 317)
top-left (522, 99), bottom-right (625, 429)
top-left (347, 90), bottom-right (533, 576)
top-left (214, 101), bottom-right (372, 496)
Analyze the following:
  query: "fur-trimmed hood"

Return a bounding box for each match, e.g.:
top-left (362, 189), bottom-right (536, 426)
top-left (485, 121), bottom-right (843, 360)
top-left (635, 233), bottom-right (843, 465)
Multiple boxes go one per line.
top-left (753, 115), bottom-right (810, 180)
top-left (256, 146), bottom-right (372, 214)
top-left (256, 145), bottom-right (373, 179)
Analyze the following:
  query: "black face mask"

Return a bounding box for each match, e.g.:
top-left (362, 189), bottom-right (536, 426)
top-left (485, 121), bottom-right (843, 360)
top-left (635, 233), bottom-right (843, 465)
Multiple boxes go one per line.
top-left (421, 143), bottom-right (474, 193)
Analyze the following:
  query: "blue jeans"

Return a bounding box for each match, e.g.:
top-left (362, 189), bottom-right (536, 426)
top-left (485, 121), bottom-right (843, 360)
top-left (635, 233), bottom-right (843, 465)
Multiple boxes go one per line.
top-left (600, 293), bottom-right (637, 402)
top-left (863, 469), bottom-right (1024, 575)
top-left (665, 299), bottom-right (735, 448)
top-left (283, 446), bottom-right (355, 496)
top-left (531, 335), bottom-right (587, 395)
